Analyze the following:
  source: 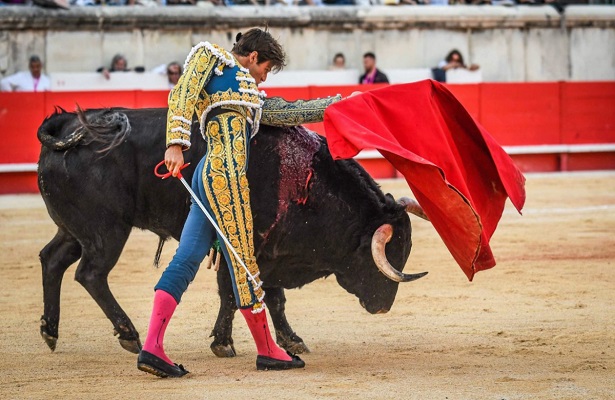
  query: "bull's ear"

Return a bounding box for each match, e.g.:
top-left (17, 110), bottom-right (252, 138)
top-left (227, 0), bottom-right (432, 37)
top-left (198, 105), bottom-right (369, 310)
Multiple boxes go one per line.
top-left (383, 193), bottom-right (399, 210)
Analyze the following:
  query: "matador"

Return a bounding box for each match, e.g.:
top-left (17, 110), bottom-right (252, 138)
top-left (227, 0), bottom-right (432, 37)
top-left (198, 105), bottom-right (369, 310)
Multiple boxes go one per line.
top-left (137, 28), bottom-right (340, 377)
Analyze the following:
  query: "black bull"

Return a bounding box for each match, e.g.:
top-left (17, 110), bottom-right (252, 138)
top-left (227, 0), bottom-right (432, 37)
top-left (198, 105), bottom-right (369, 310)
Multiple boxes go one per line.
top-left (37, 107), bottom-right (427, 356)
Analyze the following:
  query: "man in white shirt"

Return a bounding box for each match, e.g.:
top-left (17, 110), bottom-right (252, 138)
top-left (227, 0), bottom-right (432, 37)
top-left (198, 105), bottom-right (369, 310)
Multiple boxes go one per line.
top-left (1, 55), bottom-right (51, 92)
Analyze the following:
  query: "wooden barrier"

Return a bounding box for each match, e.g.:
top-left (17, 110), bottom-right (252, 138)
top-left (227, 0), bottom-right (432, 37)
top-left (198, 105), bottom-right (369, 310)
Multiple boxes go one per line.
top-left (1, 81), bottom-right (614, 194)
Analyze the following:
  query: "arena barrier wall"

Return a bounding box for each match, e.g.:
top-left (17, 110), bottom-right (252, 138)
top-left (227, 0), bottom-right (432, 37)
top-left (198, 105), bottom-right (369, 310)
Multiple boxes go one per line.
top-left (1, 81), bottom-right (614, 194)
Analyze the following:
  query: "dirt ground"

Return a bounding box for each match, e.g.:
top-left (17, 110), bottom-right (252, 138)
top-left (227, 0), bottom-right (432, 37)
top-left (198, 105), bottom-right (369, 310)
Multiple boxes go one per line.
top-left (0, 172), bottom-right (613, 400)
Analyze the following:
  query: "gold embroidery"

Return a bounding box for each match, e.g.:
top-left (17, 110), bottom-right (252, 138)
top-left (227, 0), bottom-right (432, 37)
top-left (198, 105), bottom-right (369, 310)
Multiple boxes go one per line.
top-left (202, 112), bottom-right (264, 310)
top-left (166, 46), bottom-right (217, 147)
top-left (261, 95), bottom-right (342, 127)
top-left (165, 45), bottom-right (262, 149)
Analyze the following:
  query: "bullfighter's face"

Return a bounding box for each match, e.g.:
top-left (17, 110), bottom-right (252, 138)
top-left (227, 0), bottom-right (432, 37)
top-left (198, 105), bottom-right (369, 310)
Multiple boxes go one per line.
top-left (244, 51), bottom-right (272, 85)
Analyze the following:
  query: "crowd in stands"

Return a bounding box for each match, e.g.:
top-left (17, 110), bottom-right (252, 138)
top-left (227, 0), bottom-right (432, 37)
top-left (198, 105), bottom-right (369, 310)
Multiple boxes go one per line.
top-left (0, 0), bottom-right (593, 7)
top-left (0, 49), bottom-right (478, 92)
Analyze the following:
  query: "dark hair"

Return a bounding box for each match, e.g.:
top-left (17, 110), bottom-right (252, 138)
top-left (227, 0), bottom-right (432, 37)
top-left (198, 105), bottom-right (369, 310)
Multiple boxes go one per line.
top-left (110, 54), bottom-right (127, 71)
top-left (29, 55), bottom-right (42, 64)
top-left (363, 52), bottom-right (376, 60)
top-left (333, 52), bottom-right (345, 61)
top-left (445, 49), bottom-right (465, 67)
top-left (166, 61), bottom-right (182, 74)
top-left (231, 28), bottom-right (286, 73)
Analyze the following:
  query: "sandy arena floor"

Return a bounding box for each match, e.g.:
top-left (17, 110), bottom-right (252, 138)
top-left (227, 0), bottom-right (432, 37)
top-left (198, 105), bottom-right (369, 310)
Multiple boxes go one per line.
top-left (0, 172), bottom-right (613, 400)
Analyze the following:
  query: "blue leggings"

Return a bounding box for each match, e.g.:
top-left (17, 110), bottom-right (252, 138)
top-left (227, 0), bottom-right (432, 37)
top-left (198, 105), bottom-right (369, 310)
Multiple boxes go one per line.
top-left (155, 157), bottom-right (222, 302)
top-left (155, 112), bottom-right (264, 310)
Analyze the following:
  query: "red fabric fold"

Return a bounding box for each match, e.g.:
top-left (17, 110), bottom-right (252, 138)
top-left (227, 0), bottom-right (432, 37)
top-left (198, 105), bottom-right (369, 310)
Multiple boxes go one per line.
top-left (323, 80), bottom-right (526, 281)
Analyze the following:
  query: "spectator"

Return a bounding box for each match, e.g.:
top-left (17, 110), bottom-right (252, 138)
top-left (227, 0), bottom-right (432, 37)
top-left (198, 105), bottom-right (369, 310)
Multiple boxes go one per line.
top-left (165, 62), bottom-right (183, 88)
top-left (151, 61), bottom-right (183, 88)
top-left (359, 52), bottom-right (389, 84)
top-left (438, 49), bottom-right (479, 72)
top-left (97, 54), bottom-right (142, 80)
top-left (432, 49), bottom-right (479, 82)
top-left (329, 53), bottom-right (346, 70)
top-left (0, 55), bottom-right (51, 92)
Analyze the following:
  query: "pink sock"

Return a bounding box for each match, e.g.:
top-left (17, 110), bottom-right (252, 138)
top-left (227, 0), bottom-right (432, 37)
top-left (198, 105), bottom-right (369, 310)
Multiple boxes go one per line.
top-left (240, 307), bottom-right (291, 361)
top-left (142, 290), bottom-right (177, 366)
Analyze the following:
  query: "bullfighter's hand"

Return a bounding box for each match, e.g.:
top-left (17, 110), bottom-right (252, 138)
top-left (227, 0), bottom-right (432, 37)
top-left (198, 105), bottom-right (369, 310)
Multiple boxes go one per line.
top-left (165, 145), bottom-right (185, 177)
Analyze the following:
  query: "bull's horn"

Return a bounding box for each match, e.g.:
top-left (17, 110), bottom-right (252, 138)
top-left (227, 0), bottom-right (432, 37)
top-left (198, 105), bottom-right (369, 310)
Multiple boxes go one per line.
top-left (371, 224), bottom-right (428, 283)
top-left (398, 197), bottom-right (430, 221)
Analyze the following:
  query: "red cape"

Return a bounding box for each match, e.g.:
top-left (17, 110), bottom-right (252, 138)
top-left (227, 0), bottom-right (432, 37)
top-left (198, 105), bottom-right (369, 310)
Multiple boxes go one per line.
top-left (324, 80), bottom-right (526, 281)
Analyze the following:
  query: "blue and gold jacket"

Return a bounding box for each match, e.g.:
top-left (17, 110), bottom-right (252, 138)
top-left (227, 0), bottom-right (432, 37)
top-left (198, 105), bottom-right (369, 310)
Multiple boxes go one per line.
top-left (166, 42), bottom-right (341, 149)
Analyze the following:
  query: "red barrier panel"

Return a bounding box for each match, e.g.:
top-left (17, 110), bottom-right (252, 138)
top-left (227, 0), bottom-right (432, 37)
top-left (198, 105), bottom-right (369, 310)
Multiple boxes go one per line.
top-left (0, 93), bottom-right (46, 163)
top-left (2, 82), bottom-right (615, 194)
top-left (265, 87), bottom-right (311, 101)
top-left (561, 82), bottom-right (615, 144)
top-left (309, 84), bottom-right (388, 100)
top-left (1, 172), bottom-right (38, 194)
top-left (446, 84), bottom-right (481, 121)
top-left (45, 91), bottom-right (139, 114)
top-left (480, 83), bottom-right (561, 146)
top-left (135, 90), bottom-right (169, 109)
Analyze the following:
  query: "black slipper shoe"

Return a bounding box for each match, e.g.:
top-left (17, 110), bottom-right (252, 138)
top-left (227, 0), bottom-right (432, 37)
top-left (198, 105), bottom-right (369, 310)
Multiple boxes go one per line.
top-left (256, 352), bottom-right (305, 371)
top-left (137, 350), bottom-right (189, 378)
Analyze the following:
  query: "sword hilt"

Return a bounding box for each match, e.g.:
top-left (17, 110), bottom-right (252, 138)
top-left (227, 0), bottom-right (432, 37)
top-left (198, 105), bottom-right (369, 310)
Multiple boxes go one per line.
top-left (154, 160), bottom-right (191, 180)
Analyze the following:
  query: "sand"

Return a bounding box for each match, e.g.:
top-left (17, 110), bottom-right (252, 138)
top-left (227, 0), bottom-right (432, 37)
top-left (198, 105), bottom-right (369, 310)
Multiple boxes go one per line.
top-left (0, 172), bottom-right (613, 400)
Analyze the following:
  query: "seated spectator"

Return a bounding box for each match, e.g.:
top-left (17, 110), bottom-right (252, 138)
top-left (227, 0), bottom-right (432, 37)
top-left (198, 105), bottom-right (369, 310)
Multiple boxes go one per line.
top-left (97, 54), bottom-right (143, 80)
top-left (432, 49), bottom-right (479, 82)
top-left (166, 62), bottom-right (183, 87)
top-left (438, 50), bottom-right (480, 71)
top-left (0, 55), bottom-right (51, 92)
top-left (151, 61), bottom-right (183, 88)
top-left (329, 53), bottom-right (346, 70)
top-left (359, 52), bottom-right (389, 85)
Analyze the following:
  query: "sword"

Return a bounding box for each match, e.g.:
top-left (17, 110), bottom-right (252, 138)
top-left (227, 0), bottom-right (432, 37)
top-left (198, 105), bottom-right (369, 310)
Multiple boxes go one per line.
top-left (154, 161), bottom-right (260, 288)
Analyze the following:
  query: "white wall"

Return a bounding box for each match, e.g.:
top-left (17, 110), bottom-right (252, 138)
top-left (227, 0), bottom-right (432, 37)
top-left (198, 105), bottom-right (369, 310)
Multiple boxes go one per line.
top-left (1, 6), bottom-right (614, 83)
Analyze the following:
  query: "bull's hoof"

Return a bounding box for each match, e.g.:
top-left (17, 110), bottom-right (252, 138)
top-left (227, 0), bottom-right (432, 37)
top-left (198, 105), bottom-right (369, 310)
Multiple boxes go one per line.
top-left (119, 337), bottom-right (142, 354)
top-left (40, 317), bottom-right (57, 352)
top-left (276, 331), bottom-right (310, 354)
top-left (41, 329), bottom-right (58, 352)
top-left (114, 326), bottom-right (142, 354)
top-left (210, 342), bottom-right (236, 358)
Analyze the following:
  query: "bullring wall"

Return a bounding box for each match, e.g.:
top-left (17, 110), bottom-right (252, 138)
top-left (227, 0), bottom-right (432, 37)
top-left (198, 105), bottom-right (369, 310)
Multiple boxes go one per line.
top-left (1, 80), bottom-right (614, 194)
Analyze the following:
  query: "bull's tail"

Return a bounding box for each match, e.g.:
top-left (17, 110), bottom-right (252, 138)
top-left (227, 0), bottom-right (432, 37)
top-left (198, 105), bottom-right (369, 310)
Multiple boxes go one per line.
top-left (38, 106), bottom-right (131, 154)
top-left (76, 106), bottom-right (131, 154)
top-left (38, 107), bottom-right (87, 151)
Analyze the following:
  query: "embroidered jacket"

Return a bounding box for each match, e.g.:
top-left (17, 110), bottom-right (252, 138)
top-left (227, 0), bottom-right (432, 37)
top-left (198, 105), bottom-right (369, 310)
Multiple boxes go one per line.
top-left (166, 42), bottom-right (341, 149)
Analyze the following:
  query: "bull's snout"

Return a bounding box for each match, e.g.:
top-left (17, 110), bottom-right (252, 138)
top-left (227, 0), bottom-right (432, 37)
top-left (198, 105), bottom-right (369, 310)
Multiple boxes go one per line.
top-left (359, 299), bottom-right (390, 314)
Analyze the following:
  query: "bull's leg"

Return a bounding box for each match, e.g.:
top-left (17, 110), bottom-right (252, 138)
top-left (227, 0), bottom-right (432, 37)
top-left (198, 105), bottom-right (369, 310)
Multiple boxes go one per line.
top-left (210, 259), bottom-right (238, 358)
top-left (39, 229), bottom-right (83, 351)
top-left (73, 227), bottom-right (141, 354)
top-left (265, 287), bottom-right (310, 354)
